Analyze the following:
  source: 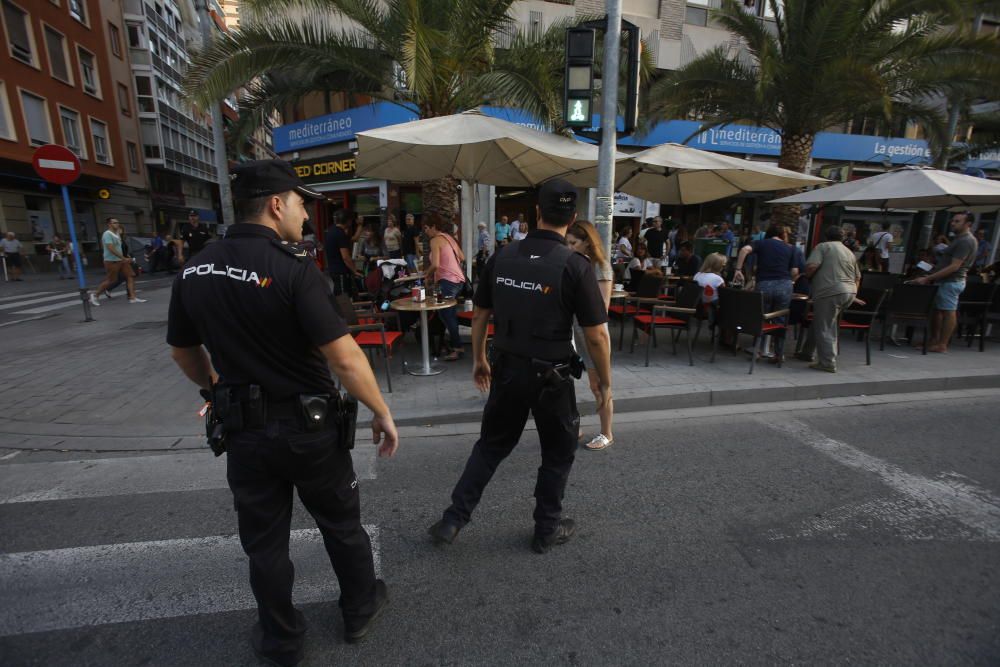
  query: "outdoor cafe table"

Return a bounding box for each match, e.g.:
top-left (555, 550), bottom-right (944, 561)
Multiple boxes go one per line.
top-left (391, 296), bottom-right (457, 376)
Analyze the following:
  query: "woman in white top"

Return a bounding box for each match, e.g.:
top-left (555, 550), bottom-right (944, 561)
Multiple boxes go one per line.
top-left (693, 252), bottom-right (727, 303)
top-left (383, 215), bottom-right (403, 259)
top-left (511, 221), bottom-right (529, 241)
top-left (566, 220), bottom-right (615, 451)
top-left (614, 226), bottom-right (633, 262)
top-left (627, 243), bottom-right (657, 271)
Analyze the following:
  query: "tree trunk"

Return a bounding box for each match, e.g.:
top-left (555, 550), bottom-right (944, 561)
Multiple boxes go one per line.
top-left (421, 177), bottom-right (459, 222)
top-left (772, 132), bottom-right (815, 231)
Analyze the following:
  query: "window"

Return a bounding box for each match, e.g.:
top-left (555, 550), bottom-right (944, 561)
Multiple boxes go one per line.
top-left (19, 90), bottom-right (52, 145)
top-left (89, 118), bottom-right (111, 164)
top-left (43, 25), bottom-right (72, 84)
top-left (77, 47), bottom-right (101, 97)
top-left (127, 22), bottom-right (143, 48)
top-left (685, 6), bottom-right (708, 25)
top-left (59, 106), bottom-right (86, 158)
top-left (108, 22), bottom-right (122, 57)
top-left (127, 140), bottom-right (140, 172)
top-left (3, 1), bottom-right (37, 66)
top-left (117, 82), bottom-right (131, 115)
top-left (135, 75), bottom-right (154, 112)
top-left (69, 0), bottom-right (87, 25)
top-left (0, 81), bottom-right (15, 140)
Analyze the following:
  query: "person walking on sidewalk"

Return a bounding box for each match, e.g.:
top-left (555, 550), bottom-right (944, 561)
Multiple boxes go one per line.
top-left (167, 160), bottom-right (399, 666)
top-left (46, 234), bottom-right (72, 279)
top-left (428, 178), bottom-right (612, 554)
top-left (89, 218), bottom-right (146, 305)
top-left (867, 223), bottom-right (893, 272)
top-left (911, 212), bottom-right (978, 353)
top-left (1, 232), bottom-right (24, 281)
top-left (795, 226), bottom-right (861, 372)
top-left (733, 225), bottom-right (798, 363)
top-left (566, 220), bottom-right (615, 451)
top-left (423, 213), bottom-right (466, 361)
top-left (178, 210), bottom-right (212, 267)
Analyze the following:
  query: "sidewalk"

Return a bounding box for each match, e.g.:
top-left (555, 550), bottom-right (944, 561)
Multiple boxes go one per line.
top-left (1, 276), bottom-right (998, 452)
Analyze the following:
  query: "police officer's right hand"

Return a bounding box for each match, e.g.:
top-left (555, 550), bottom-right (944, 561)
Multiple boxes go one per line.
top-left (372, 412), bottom-right (399, 458)
top-left (473, 358), bottom-right (491, 393)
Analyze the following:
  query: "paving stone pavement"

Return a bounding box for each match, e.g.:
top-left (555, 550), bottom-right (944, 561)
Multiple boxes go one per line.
top-left (2, 270), bottom-right (998, 452)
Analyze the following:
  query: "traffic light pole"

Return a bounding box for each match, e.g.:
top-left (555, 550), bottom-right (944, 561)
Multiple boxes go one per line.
top-left (594, 0), bottom-right (623, 258)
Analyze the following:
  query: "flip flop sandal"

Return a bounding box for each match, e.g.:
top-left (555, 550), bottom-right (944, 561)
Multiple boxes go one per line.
top-left (583, 434), bottom-right (613, 451)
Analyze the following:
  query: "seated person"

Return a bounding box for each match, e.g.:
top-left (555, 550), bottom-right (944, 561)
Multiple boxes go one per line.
top-left (671, 241), bottom-right (701, 276)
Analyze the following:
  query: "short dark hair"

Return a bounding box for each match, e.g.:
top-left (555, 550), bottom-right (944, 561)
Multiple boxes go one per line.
top-left (765, 224), bottom-right (783, 239)
top-left (539, 205), bottom-right (575, 228)
top-left (679, 241), bottom-right (693, 252)
top-left (234, 192), bottom-right (287, 221)
top-left (825, 225), bottom-right (844, 241)
top-left (953, 211), bottom-right (973, 224)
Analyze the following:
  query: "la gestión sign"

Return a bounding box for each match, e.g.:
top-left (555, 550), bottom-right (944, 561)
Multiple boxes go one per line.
top-left (292, 153), bottom-right (357, 184)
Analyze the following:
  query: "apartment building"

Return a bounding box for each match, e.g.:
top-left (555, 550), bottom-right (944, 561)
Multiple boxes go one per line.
top-left (121, 0), bottom-right (222, 233)
top-left (0, 0), bottom-right (149, 260)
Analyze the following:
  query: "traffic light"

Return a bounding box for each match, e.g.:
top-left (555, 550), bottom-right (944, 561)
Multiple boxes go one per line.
top-left (623, 25), bottom-right (641, 134)
top-left (564, 28), bottom-right (596, 128)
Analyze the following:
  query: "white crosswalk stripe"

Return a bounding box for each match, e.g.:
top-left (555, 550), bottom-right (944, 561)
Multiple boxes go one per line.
top-left (0, 291), bottom-right (56, 303)
top-left (0, 445), bottom-right (381, 638)
top-left (0, 293), bottom-right (78, 310)
top-left (0, 446), bottom-right (378, 504)
top-left (0, 526), bottom-right (380, 637)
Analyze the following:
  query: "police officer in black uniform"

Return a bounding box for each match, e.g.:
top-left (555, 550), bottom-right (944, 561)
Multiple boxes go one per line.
top-left (166, 160), bottom-right (399, 666)
top-left (428, 178), bottom-right (612, 554)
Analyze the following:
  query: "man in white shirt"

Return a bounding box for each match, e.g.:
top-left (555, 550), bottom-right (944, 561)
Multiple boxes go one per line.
top-left (867, 223), bottom-right (892, 272)
top-left (0, 232), bottom-right (24, 281)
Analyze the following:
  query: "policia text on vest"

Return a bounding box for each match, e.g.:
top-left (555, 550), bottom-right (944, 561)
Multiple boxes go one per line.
top-left (428, 178), bottom-right (613, 556)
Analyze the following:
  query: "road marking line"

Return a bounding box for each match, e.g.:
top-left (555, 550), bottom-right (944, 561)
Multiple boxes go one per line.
top-left (0, 291), bottom-right (55, 303)
top-left (0, 451), bottom-right (21, 461)
top-left (764, 418), bottom-right (1000, 541)
top-left (0, 526), bottom-right (379, 637)
top-left (0, 293), bottom-right (83, 310)
top-left (0, 447), bottom-right (378, 504)
top-left (12, 299), bottom-right (93, 315)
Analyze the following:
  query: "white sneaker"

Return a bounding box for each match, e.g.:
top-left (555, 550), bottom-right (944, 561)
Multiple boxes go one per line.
top-left (88, 293), bottom-right (101, 307)
top-left (129, 297), bottom-right (147, 303)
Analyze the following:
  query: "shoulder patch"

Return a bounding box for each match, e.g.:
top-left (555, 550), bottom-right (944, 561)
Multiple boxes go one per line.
top-left (270, 238), bottom-right (310, 262)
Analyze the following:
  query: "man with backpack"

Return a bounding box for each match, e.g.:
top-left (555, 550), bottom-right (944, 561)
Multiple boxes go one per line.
top-left (867, 223), bottom-right (893, 272)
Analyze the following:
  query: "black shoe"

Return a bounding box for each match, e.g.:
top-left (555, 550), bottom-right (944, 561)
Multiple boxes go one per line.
top-left (428, 519), bottom-right (461, 545)
top-left (531, 519), bottom-right (576, 554)
top-left (344, 579), bottom-right (389, 644)
top-left (250, 621), bottom-right (305, 667)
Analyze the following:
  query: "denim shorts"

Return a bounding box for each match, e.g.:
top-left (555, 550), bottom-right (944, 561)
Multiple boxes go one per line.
top-left (934, 280), bottom-right (965, 311)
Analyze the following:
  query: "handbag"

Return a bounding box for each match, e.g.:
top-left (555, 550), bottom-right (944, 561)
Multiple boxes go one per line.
top-left (444, 235), bottom-right (474, 298)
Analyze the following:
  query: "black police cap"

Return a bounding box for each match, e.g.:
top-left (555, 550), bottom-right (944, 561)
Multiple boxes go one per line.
top-left (231, 159), bottom-right (325, 201)
top-left (537, 178), bottom-right (577, 214)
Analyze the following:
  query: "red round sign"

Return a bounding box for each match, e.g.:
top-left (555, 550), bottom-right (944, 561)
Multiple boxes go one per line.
top-left (32, 144), bottom-right (81, 185)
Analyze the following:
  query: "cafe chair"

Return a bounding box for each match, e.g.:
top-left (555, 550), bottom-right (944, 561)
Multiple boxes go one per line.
top-left (629, 283), bottom-right (702, 367)
top-left (838, 287), bottom-right (888, 366)
top-left (334, 294), bottom-right (405, 392)
top-left (957, 282), bottom-right (997, 352)
top-left (711, 287), bottom-right (789, 375)
top-left (878, 284), bottom-right (938, 355)
top-left (860, 271), bottom-right (904, 292)
top-left (612, 273), bottom-right (664, 351)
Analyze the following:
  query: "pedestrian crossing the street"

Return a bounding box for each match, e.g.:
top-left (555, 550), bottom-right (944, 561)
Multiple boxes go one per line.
top-left (0, 445), bottom-right (380, 639)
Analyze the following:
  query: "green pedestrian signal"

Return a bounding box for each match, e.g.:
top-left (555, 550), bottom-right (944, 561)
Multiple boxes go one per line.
top-left (564, 28), bottom-right (595, 128)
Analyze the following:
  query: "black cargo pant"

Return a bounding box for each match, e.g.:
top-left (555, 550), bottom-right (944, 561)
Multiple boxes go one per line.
top-left (226, 419), bottom-right (377, 659)
top-left (443, 353), bottom-right (580, 537)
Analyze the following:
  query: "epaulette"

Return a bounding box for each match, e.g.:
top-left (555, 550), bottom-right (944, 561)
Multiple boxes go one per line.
top-left (270, 238), bottom-right (310, 262)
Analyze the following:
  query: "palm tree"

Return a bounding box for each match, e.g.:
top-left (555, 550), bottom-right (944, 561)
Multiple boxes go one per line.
top-left (184, 0), bottom-right (589, 217)
top-left (645, 0), bottom-right (999, 228)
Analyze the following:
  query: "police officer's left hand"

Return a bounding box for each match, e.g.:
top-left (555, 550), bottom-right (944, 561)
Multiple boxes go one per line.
top-left (473, 358), bottom-right (491, 393)
top-left (372, 413), bottom-right (399, 458)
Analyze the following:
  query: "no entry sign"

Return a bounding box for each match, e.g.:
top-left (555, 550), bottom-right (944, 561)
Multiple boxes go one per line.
top-left (32, 144), bottom-right (81, 185)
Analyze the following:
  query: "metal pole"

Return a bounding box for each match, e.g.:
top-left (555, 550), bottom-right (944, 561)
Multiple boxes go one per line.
top-left (62, 184), bottom-right (94, 322)
top-left (594, 0), bottom-right (622, 260)
top-left (195, 0), bottom-right (235, 228)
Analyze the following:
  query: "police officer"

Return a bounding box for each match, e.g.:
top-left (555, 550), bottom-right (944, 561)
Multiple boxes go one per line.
top-left (428, 178), bottom-right (612, 554)
top-left (166, 160), bottom-right (399, 666)
top-left (178, 209), bottom-right (212, 265)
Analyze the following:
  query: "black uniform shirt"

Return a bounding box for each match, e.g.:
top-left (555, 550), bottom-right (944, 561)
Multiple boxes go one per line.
top-left (182, 225), bottom-right (212, 255)
top-left (475, 229), bottom-right (608, 327)
top-left (166, 223), bottom-right (348, 398)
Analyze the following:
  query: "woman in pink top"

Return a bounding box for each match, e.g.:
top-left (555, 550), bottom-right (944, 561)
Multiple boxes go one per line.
top-left (424, 213), bottom-right (467, 361)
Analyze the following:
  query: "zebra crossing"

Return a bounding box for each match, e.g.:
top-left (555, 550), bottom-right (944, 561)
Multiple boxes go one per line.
top-left (0, 445), bottom-right (380, 640)
top-left (0, 289), bottom-right (90, 316)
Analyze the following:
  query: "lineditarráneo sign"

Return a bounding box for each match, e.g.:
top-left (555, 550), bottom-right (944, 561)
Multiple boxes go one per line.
top-left (292, 153), bottom-right (357, 184)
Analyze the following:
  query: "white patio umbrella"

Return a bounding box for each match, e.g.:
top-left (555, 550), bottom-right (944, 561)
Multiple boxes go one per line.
top-left (356, 108), bottom-right (614, 267)
top-left (562, 142), bottom-right (826, 204)
top-left (768, 166), bottom-right (1000, 210)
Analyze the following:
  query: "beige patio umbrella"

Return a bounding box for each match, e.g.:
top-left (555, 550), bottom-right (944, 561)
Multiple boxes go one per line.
top-left (355, 109), bottom-right (611, 186)
top-left (769, 166), bottom-right (1000, 210)
top-left (563, 142), bottom-right (826, 204)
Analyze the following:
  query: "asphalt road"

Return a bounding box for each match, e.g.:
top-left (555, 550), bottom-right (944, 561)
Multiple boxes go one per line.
top-left (1, 392), bottom-right (998, 665)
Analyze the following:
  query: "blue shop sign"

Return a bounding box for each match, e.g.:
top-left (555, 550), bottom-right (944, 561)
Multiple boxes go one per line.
top-left (274, 103), bottom-right (997, 169)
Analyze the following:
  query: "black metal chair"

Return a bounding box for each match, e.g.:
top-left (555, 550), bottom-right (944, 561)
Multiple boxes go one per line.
top-left (627, 268), bottom-right (645, 292)
top-left (860, 271), bottom-right (904, 292)
top-left (629, 283), bottom-right (702, 367)
top-left (878, 284), bottom-right (938, 355)
top-left (612, 273), bottom-right (664, 351)
top-left (838, 287), bottom-right (888, 365)
top-left (957, 282), bottom-right (998, 352)
top-left (711, 287), bottom-right (789, 374)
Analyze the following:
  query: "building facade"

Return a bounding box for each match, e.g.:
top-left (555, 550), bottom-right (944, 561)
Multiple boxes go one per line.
top-left (0, 0), bottom-right (150, 263)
